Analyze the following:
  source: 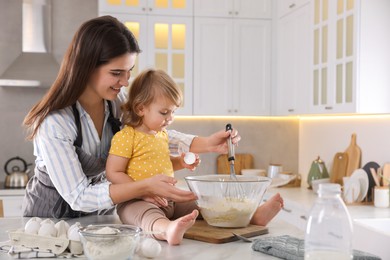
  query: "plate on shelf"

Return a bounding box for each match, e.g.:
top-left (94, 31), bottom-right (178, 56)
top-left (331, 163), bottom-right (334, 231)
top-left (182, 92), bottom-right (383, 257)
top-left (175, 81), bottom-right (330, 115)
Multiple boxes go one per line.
top-left (350, 169), bottom-right (369, 202)
top-left (269, 175), bottom-right (296, 188)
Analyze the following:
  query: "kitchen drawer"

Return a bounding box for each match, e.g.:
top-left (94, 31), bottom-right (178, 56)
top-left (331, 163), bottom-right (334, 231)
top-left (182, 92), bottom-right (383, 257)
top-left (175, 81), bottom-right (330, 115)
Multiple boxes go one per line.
top-left (278, 0), bottom-right (310, 18)
top-left (0, 195), bottom-right (24, 217)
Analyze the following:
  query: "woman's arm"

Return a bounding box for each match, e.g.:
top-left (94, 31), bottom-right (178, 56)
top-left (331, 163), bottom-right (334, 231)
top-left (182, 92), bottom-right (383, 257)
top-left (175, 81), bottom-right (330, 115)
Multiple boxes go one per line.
top-left (189, 128), bottom-right (241, 154)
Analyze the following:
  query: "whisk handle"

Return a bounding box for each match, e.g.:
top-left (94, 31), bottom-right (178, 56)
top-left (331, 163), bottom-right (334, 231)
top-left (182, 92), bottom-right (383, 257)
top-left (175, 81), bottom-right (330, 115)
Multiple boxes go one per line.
top-left (226, 124), bottom-right (235, 162)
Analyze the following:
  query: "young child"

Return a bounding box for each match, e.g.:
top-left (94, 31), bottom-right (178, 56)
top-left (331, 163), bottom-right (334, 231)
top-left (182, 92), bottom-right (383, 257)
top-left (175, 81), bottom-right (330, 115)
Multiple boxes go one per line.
top-left (106, 69), bottom-right (200, 245)
top-left (106, 68), bottom-right (284, 245)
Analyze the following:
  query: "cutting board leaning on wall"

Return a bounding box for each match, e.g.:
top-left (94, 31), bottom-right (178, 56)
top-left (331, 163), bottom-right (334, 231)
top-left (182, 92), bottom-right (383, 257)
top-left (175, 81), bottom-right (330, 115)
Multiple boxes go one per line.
top-left (344, 133), bottom-right (361, 177)
top-left (217, 154), bottom-right (254, 175)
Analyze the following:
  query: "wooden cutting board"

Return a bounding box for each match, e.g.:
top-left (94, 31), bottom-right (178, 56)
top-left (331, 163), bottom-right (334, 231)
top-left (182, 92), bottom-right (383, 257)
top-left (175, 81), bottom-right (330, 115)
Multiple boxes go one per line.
top-left (382, 163), bottom-right (390, 187)
top-left (184, 220), bottom-right (268, 244)
top-left (344, 133), bottom-right (361, 177)
top-left (217, 154), bottom-right (254, 175)
top-left (330, 152), bottom-right (349, 185)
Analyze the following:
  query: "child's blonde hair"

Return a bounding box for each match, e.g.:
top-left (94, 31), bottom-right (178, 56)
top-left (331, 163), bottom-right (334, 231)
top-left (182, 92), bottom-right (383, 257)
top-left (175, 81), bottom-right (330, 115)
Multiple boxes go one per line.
top-left (121, 69), bottom-right (182, 127)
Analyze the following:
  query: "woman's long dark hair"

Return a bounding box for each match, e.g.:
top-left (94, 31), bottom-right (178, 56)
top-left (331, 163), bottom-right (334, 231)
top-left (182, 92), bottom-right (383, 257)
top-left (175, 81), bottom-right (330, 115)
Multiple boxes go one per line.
top-left (23, 15), bottom-right (141, 139)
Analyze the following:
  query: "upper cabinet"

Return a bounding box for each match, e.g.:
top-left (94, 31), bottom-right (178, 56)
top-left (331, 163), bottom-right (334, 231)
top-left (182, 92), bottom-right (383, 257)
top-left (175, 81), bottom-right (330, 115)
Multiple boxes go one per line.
top-left (194, 0), bottom-right (272, 19)
top-left (275, 2), bottom-right (311, 115)
top-left (98, 0), bottom-right (193, 115)
top-left (277, 0), bottom-right (311, 18)
top-left (98, 0), bottom-right (193, 16)
top-left (193, 0), bottom-right (272, 116)
top-left (309, 0), bottom-right (390, 114)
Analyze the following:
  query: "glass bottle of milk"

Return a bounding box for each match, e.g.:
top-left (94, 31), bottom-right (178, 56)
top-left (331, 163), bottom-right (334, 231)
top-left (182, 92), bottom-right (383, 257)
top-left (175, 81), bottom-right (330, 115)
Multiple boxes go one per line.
top-left (305, 183), bottom-right (353, 260)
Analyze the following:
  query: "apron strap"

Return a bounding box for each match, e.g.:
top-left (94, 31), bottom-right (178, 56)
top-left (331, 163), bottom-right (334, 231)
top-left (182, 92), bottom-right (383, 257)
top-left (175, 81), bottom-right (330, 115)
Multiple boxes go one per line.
top-left (72, 101), bottom-right (121, 147)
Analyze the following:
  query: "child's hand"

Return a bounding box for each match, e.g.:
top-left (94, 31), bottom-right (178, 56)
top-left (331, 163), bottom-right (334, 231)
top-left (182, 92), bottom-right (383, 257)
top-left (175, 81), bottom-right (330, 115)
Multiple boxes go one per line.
top-left (142, 195), bottom-right (168, 207)
top-left (181, 152), bottom-right (201, 171)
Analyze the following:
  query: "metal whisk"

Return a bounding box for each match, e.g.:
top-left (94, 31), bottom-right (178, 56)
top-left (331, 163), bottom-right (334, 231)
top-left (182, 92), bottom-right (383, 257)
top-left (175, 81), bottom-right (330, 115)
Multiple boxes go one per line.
top-left (225, 124), bottom-right (245, 199)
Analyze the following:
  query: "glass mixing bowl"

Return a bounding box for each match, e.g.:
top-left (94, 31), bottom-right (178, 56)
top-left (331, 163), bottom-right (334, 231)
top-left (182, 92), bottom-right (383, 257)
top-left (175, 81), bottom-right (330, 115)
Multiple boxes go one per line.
top-left (185, 174), bottom-right (271, 228)
top-left (78, 224), bottom-right (141, 260)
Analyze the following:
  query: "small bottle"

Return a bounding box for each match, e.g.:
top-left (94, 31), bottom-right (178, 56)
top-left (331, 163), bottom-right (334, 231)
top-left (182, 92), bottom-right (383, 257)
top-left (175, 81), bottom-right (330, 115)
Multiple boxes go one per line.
top-left (305, 183), bottom-right (353, 260)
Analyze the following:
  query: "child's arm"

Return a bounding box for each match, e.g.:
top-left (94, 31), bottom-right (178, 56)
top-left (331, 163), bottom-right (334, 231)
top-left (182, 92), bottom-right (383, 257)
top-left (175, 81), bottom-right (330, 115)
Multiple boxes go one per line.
top-left (106, 154), bottom-right (134, 184)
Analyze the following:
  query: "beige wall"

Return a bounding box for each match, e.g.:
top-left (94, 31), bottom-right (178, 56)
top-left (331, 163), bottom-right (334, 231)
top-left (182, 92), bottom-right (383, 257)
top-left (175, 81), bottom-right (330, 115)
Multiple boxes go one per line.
top-left (0, 0), bottom-right (98, 179)
top-left (171, 117), bottom-right (299, 179)
top-left (299, 115), bottom-right (390, 188)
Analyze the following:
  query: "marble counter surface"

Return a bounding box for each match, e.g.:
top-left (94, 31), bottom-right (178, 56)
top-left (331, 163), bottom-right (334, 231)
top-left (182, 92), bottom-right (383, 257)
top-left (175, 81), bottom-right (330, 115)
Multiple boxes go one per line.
top-left (0, 215), bottom-right (303, 260)
top-left (1, 186), bottom-right (388, 259)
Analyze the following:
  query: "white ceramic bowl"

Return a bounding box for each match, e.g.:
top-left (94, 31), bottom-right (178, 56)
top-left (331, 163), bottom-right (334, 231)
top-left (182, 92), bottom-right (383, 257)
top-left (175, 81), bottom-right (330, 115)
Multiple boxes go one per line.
top-left (79, 224), bottom-right (141, 260)
top-left (185, 175), bottom-right (271, 228)
top-left (241, 169), bottom-right (266, 177)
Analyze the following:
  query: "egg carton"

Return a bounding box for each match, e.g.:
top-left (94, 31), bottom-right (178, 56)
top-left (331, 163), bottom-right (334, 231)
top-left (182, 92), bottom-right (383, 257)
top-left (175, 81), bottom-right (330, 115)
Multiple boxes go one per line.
top-left (8, 230), bottom-right (83, 255)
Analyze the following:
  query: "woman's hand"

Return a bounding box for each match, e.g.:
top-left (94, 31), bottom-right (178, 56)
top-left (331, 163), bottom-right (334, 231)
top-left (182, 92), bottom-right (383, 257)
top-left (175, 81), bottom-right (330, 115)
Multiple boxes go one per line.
top-left (144, 175), bottom-right (197, 202)
top-left (189, 127), bottom-right (241, 154)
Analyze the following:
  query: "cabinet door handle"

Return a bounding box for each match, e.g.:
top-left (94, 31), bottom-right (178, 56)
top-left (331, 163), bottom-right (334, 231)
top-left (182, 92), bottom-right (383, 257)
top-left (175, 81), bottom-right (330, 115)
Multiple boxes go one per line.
top-left (289, 3), bottom-right (296, 8)
top-left (229, 11), bottom-right (233, 15)
top-left (142, 7), bottom-right (146, 11)
top-left (149, 7), bottom-right (153, 12)
top-left (300, 215), bottom-right (307, 220)
top-left (235, 11), bottom-right (238, 15)
top-left (282, 207), bottom-right (292, 213)
top-left (325, 106), bottom-right (333, 110)
top-left (288, 109), bottom-right (295, 112)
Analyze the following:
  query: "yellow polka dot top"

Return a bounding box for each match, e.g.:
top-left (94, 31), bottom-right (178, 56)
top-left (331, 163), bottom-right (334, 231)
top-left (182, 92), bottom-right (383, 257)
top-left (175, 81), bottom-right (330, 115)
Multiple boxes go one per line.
top-left (109, 125), bottom-right (174, 181)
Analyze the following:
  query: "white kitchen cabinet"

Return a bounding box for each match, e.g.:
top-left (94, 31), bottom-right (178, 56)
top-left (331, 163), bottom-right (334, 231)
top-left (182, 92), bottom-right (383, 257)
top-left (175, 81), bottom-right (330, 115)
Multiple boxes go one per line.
top-left (310, 0), bottom-right (390, 114)
top-left (193, 18), bottom-right (271, 116)
top-left (275, 2), bottom-right (311, 115)
top-left (194, 0), bottom-right (272, 19)
top-left (0, 190), bottom-right (25, 217)
top-left (99, 1), bottom-right (193, 115)
top-left (277, 0), bottom-right (311, 18)
top-left (98, 0), bottom-right (193, 16)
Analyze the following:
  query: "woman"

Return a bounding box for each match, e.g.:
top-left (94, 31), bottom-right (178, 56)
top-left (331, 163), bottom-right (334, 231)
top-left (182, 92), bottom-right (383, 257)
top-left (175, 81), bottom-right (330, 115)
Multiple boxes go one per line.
top-left (21, 15), bottom-right (244, 218)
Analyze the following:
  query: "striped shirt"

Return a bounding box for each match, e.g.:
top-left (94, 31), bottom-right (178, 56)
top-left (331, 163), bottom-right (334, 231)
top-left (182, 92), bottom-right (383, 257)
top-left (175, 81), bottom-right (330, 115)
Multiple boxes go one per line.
top-left (32, 89), bottom-right (195, 212)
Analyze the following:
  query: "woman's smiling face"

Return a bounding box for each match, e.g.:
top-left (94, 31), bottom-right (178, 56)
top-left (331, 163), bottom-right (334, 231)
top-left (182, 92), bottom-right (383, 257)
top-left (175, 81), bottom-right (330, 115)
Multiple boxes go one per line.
top-left (86, 52), bottom-right (137, 101)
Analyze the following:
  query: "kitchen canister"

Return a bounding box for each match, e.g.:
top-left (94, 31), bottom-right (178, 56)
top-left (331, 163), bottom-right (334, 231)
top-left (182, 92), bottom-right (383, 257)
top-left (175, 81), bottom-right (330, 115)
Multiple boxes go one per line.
top-left (268, 164), bottom-right (282, 178)
top-left (374, 186), bottom-right (389, 208)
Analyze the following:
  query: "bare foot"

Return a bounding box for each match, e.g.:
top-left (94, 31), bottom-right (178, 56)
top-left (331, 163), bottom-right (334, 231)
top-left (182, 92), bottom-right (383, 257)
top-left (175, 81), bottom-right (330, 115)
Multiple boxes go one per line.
top-left (250, 193), bottom-right (283, 226)
top-left (154, 209), bottom-right (199, 245)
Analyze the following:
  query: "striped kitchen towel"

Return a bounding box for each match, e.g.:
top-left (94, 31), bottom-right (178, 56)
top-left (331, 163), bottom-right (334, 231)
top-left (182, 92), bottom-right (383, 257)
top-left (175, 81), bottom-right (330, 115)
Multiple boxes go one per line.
top-left (252, 235), bottom-right (381, 260)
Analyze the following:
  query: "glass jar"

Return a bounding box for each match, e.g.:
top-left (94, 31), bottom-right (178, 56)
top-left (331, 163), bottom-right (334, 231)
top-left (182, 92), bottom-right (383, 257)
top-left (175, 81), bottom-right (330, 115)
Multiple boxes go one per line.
top-left (305, 183), bottom-right (353, 259)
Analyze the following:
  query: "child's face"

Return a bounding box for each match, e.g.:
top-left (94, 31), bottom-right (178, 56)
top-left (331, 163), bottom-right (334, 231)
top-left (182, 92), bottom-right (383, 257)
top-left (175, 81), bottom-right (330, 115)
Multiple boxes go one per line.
top-left (139, 96), bottom-right (178, 133)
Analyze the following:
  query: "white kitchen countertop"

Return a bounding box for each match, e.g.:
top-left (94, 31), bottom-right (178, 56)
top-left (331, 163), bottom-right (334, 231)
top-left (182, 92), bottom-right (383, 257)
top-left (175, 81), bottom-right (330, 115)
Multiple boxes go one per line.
top-left (0, 186), bottom-right (388, 259)
top-left (0, 215), bottom-right (302, 260)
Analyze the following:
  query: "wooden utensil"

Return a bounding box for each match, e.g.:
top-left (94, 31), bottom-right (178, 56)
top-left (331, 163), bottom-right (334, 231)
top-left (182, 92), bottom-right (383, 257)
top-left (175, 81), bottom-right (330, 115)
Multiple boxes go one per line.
top-left (370, 168), bottom-right (380, 187)
top-left (184, 220), bottom-right (268, 244)
top-left (330, 152), bottom-right (349, 185)
top-left (382, 163), bottom-right (390, 186)
top-left (217, 154), bottom-right (254, 175)
top-left (362, 162), bottom-right (380, 202)
top-left (344, 133), bottom-right (361, 177)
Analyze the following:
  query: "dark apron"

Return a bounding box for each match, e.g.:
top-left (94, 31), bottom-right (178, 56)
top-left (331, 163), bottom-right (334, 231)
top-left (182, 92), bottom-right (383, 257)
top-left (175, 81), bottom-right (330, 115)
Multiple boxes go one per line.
top-left (24, 101), bottom-right (121, 218)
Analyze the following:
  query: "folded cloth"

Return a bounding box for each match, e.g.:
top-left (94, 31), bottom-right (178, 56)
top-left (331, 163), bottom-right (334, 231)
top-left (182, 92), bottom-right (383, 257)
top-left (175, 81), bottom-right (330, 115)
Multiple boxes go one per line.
top-left (251, 235), bottom-right (381, 260)
top-left (0, 242), bottom-right (81, 259)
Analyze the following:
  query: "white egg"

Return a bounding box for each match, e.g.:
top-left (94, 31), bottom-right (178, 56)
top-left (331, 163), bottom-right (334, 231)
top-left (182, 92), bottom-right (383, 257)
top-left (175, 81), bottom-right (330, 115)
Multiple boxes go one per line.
top-left (24, 220), bottom-right (41, 234)
top-left (55, 220), bottom-right (70, 238)
top-left (140, 238), bottom-right (162, 258)
top-left (38, 223), bottom-right (57, 237)
top-left (67, 222), bottom-right (81, 241)
top-left (184, 152), bottom-right (196, 165)
top-left (40, 219), bottom-right (55, 226)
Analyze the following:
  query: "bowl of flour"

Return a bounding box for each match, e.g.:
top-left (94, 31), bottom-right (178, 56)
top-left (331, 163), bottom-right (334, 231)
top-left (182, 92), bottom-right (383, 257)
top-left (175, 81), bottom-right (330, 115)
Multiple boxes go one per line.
top-left (185, 175), bottom-right (271, 228)
top-left (79, 224), bottom-right (141, 260)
